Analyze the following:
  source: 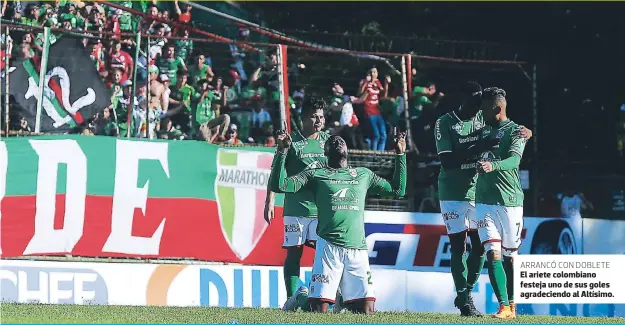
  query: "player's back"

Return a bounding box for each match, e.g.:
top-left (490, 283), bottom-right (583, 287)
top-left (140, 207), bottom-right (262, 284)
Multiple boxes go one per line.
top-left (307, 166), bottom-right (375, 250)
top-left (475, 119), bottom-right (527, 207)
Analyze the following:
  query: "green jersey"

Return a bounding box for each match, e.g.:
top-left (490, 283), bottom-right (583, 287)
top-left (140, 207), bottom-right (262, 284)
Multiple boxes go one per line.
top-left (175, 39), bottom-right (194, 62)
top-left (270, 153), bottom-right (407, 249)
top-left (195, 92), bottom-right (216, 125)
top-left (280, 130), bottom-right (330, 218)
top-left (188, 64), bottom-right (209, 87)
top-left (435, 111), bottom-right (484, 201)
top-left (475, 119), bottom-right (527, 207)
top-left (155, 56), bottom-right (186, 85)
top-left (169, 84), bottom-right (198, 112)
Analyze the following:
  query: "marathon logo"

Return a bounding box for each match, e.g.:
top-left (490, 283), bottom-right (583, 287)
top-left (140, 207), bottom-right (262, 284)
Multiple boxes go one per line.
top-left (311, 274), bottom-right (330, 284)
top-left (217, 167), bottom-right (270, 190)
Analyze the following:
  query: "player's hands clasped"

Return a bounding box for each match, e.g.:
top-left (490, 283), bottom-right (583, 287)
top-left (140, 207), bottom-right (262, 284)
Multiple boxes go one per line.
top-left (477, 161), bottom-right (494, 174)
top-left (394, 127), bottom-right (407, 154)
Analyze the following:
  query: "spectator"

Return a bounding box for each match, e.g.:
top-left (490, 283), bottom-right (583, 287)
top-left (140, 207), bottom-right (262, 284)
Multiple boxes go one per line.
top-left (189, 53), bottom-right (213, 87)
top-left (560, 186), bottom-right (594, 218)
top-left (229, 28), bottom-right (249, 86)
top-left (411, 81), bottom-right (443, 154)
top-left (250, 95), bottom-right (272, 141)
top-left (358, 67), bottom-right (389, 151)
top-left (175, 28), bottom-right (193, 63)
top-left (155, 42), bottom-right (186, 85)
top-left (167, 70), bottom-right (197, 132)
top-left (223, 124), bottom-right (243, 145)
top-left (108, 40), bottom-right (134, 83)
top-left (196, 80), bottom-right (230, 142)
top-left (174, 0), bottom-right (192, 24)
top-left (20, 4), bottom-right (39, 26)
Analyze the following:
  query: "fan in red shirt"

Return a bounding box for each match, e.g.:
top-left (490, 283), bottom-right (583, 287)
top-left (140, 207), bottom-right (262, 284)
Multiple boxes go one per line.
top-left (358, 67), bottom-right (390, 151)
top-left (175, 0), bottom-right (192, 24)
top-left (109, 40), bottom-right (133, 83)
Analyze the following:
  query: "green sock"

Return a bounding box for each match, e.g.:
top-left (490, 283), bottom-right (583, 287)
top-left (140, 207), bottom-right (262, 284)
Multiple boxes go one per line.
top-left (450, 250), bottom-right (468, 306)
top-left (466, 252), bottom-right (486, 293)
top-left (284, 248), bottom-right (303, 297)
top-left (503, 256), bottom-right (514, 302)
top-left (487, 259), bottom-right (509, 306)
top-left (296, 290), bottom-right (310, 312)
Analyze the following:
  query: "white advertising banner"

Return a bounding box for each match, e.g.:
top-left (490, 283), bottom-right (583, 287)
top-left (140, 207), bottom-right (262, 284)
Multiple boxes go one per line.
top-left (2, 260), bottom-right (624, 318)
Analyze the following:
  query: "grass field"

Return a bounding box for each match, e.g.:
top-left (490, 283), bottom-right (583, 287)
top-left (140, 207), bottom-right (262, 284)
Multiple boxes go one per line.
top-left (2, 303), bottom-right (624, 324)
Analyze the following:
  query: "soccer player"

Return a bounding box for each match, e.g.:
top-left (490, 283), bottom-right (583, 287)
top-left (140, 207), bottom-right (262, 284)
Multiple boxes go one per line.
top-left (475, 87), bottom-right (527, 319)
top-left (263, 97), bottom-right (329, 305)
top-left (435, 82), bottom-right (532, 317)
top-left (269, 132), bottom-right (407, 315)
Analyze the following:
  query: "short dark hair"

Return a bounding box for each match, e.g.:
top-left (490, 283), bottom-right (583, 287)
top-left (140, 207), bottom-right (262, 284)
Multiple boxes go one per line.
top-left (301, 96), bottom-right (326, 117)
top-left (325, 135), bottom-right (348, 160)
top-left (462, 81), bottom-right (482, 98)
top-left (482, 87), bottom-right (507, 100)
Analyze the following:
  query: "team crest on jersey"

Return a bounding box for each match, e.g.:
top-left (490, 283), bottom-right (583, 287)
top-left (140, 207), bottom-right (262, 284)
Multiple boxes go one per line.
top-left (496, 130), bottom-right (505, 139)
top-left (452, 123), bottom-right (463, 133)
top-left (349, 169), bottom-right (358, 177)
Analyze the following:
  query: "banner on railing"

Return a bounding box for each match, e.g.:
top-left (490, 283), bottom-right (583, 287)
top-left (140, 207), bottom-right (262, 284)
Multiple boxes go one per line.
top-left (0, 136), bottom-right (299, 265)
top-left (0, 136), bottom-right (622, 270)
top-left (3, 37), bottom-right (110, 133)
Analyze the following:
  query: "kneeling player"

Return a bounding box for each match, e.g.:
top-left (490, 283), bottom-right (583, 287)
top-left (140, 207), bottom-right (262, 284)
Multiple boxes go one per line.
top-left (475, 88), bottom-right (527, 319)
top-left (270, 131), bottom-right (407, 314)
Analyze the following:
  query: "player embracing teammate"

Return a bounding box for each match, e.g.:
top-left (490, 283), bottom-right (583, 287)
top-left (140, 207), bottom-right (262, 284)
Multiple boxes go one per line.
top-left (435, 83), bottom-right (532, 319)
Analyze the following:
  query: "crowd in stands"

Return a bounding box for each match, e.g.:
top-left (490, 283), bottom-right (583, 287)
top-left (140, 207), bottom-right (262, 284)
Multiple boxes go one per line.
top-left (0, 1), bottom-right (450, 156)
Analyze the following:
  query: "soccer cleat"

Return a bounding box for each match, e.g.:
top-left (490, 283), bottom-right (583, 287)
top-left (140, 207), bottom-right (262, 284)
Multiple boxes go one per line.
top-left (492, 304), bottom-right (514, 319)
top-left (509, 301), bottom-right (517, 318)
top-left (467, 295), bottom-right (483, 317)
top-left (282, 286), bottom-right (308, 311)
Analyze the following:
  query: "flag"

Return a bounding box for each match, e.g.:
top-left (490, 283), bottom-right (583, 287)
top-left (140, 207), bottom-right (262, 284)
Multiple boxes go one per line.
top-left (6, 36), bottom-right (110, 133)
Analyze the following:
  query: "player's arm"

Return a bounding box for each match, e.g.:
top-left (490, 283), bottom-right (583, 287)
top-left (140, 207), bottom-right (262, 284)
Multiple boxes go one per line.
top-left (480, 129), bottom-right (527, 173)
top-left (435, 118), bottom-right (493, 169)
top-left (269, 152), bottom-right (313, 193)
top-left (369, 130), bottom-right (407, 197)
top-left (368, 154), bottom-right (407, 197)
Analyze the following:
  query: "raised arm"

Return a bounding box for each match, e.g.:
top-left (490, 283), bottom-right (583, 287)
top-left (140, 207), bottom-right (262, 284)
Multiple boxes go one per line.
top-left (369, 129), bottom-right (407, 197)
top-left (269, 151), bottom-right (312, 193)
top-left (368, 153), bottom-right (407, 197)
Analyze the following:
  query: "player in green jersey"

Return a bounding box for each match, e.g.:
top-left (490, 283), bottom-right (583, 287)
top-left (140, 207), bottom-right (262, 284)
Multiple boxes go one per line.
top-left (270, 131), bottom-right (407, 315)
top-left (436, 82), bottom-right (532, 317)
top-left (263, 97), bottom-right (330, 304)
top-left (475, 87), bottom-right (528, 319)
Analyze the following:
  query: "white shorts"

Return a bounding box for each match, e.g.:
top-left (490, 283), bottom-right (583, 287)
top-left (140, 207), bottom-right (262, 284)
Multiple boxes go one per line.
top-left (440, 200), bottom-right (477, 234)
top-left (476, 204), bottom-right (524, 256)
top-left (308, 237), bottom-right (375, 304)
top-left (283, 216), bottom-right (318, 247)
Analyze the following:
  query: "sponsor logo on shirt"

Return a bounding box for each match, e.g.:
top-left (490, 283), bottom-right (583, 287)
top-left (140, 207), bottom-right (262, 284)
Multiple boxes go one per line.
top-left (349, 169), bottom-right (358, 177)
top-left (331, 188), bottom-right (360, 204)
top-left (330, 180), bottom-right (359, 185)
top-left (458, 135), bottom-right (480, 144)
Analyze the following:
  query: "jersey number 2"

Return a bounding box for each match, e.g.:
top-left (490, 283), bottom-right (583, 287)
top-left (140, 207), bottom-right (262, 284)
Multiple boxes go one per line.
top-left (367, 271), bottom-right (373, 285)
